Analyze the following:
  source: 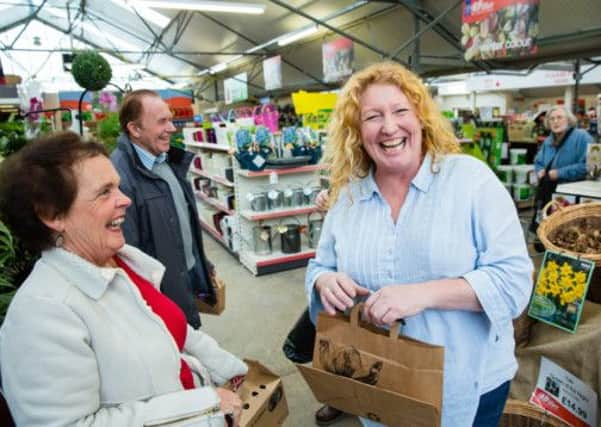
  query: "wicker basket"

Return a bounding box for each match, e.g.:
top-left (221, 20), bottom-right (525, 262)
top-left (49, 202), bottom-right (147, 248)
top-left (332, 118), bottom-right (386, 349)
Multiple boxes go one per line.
top-left (537, 201), bottom-right (601, 266)
top-left (537, 201), bottom-right (601, 303)
top-left (500, 400), bottom-right (571, 427)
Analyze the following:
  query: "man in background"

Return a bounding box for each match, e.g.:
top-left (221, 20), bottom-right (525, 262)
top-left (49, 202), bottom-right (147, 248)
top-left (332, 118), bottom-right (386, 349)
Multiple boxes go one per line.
top-left (112, 89), bottom-right (214, 328)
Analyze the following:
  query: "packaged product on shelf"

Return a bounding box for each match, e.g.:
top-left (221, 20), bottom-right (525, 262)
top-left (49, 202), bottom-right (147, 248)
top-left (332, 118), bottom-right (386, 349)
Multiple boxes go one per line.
top-left (510, 148), bottom-right (528, 165)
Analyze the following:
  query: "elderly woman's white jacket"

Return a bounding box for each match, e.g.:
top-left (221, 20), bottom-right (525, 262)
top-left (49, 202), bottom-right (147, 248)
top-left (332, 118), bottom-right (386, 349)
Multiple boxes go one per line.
top-left (0, 244), bottom-right (247, 427)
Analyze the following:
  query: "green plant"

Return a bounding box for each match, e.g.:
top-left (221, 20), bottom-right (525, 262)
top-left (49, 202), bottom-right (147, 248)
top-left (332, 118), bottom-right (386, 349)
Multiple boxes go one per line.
top-left (61, 111), bottom-right (72, 122)
top-left (97, 112), bottom-right (121, 153)
top-left (71, 51), bottom-right (112, 91)
top-left (0, 220), bottom-right (38, 324)
top-left (0, 120), bottom-right (27, 157)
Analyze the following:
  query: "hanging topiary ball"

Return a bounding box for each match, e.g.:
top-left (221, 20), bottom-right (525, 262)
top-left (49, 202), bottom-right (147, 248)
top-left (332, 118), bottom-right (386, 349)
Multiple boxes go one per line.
top-left (71, 50), bottom-right (112, 91)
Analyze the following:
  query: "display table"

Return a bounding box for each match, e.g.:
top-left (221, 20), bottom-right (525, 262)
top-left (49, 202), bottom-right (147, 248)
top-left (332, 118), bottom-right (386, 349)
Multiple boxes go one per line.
top-left (555, 180), bottom-right (601, 201)
top-left (510, 301), bottom-right (601, 423)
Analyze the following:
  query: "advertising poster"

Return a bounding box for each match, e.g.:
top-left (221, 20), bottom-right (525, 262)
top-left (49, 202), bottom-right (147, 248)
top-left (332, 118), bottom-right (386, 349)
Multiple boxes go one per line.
top-left (224, 72), bottom-right (248, 105)
top-left (461, 0), bottom-right (540, 61)
top-left (530, 357), bottom-right (598, 427)
top-left (528, 251), bottom-right (594, 333)
top-left (322, 37), bottom-right (353, 83)
top-left (263, 55), bottom-right (282, 91)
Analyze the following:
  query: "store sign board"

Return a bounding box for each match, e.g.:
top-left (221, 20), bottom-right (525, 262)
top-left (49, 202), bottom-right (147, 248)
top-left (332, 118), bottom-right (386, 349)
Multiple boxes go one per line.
top-left (461, 0), bottom-right (540, 61)
top-left (322, 37), bottom-right (353, 83)
top-left (263, 55), bottom-right (282, 91)
top-left (224, 72), bottom-right (248, 105)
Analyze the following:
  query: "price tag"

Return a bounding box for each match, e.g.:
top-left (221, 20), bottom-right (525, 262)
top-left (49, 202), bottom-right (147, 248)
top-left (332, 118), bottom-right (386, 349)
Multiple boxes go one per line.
top-left (269, 171), bottom-right (278, 185)
top-left (530, 357), bottom-right (598, 427)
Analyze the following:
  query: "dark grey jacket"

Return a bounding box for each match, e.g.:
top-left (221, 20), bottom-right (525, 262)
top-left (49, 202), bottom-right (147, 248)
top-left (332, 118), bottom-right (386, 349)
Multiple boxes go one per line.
top-left (111, 134), bottom-right (214, 328)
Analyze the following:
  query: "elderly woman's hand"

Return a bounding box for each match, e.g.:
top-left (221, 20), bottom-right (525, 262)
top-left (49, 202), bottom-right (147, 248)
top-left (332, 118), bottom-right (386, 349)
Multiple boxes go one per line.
top-left (363, 284), bottom-right (428, 326)
top-left (315, 272), bottom-right (370, 315)
top-left (216, 387), bottom-right (242, 427)
top-left (315, 189), bottom-right (330, 211)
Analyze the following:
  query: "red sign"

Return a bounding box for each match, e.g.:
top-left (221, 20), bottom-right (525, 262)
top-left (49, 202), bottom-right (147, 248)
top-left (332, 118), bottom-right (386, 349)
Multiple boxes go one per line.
top-left (461, 0), bottom-right (540, 61)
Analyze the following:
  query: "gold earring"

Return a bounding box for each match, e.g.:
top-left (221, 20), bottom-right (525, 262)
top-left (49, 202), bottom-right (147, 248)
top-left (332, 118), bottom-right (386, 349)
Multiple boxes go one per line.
top-left (55, 233), bottom-right (64, 247)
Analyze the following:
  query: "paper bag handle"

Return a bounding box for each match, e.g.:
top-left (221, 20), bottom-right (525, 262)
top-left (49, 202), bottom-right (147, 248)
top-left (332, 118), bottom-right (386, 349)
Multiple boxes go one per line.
top-left (349, 303), bottom-right (404, 339)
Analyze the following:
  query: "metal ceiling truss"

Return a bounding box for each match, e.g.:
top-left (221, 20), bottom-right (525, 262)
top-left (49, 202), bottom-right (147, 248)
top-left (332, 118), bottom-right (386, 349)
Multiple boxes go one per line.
top-left (371, 0), bottom-right (492, 73)
top-left (195, 10), bottom-right (329, 89)
top-left (269, 0), bottom-right (411, 67)
top-left (35, 16), bottom-right (175, 84)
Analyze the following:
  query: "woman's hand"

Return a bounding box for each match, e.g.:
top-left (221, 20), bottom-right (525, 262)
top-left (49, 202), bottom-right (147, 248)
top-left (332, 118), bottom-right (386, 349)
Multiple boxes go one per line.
top-left (363, 284), bottom-right (428, 326)
top-left (315, 272), bottom-right (370, 315)
top-left (216, 387), bottom-right (242, 427)
top-left (548, 169), bottom-right (559, 181)
top-left (315, 189), bottom-right (329, 211)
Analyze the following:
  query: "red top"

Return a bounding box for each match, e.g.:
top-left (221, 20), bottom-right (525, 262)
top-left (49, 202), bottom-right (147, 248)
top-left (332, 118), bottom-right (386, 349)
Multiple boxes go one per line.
top-left (115, 257), bottom-right (195, 390)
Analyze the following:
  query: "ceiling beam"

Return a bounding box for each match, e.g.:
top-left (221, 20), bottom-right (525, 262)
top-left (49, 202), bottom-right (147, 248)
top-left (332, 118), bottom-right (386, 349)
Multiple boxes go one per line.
top-left (388, 0), bottom-right (461, 60)
top-left (0, 47), bottom-right (265, 55)
top-left (269, 0), bottom-right (410, 67)
top-left (36, 16), bottom-right (175, 84)
top-left (195, 11), bottom-right (329, 88)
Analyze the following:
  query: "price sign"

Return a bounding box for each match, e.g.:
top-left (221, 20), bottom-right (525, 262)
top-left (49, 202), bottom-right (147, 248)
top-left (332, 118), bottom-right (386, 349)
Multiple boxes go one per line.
top-left (530, 357), bottom-right (598, 427)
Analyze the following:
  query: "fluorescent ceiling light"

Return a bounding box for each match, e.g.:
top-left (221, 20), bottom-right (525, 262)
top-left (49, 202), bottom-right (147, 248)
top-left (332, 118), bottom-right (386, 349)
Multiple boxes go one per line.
top-left (210, 62), bottom-right (228, 74)
top-left (277, 25), bottom-right (318, 46)
top-left (109, 0), bottom-right (171, 28)
top-left (133, 0), bottom-right (265, 14)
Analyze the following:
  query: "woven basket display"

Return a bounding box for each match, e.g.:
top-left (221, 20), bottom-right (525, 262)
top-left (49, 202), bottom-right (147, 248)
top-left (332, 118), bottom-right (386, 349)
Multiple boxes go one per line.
top-left (537, 202), bottom-right (601, 266)
top-left (500, 400), bottom-right (571, 427)
top-left (537, 202), bottom-right (601, 303)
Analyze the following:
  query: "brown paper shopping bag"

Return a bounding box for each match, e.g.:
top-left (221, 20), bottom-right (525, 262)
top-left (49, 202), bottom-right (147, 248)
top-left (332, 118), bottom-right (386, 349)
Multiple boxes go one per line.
top-left (195, 276), bottom-right (225, 315)
top-left (297, 304), bottom-right (444, 427)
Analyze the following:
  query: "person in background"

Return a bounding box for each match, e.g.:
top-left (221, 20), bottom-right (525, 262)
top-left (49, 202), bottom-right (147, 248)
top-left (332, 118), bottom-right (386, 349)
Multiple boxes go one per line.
top-left (530, 105), bottom-right (593, 245)
top-left (112, 89), bottom-right (214, 329)
top-left (534, 105), bottom-right (592, 185)
top-left (0, 132), bottom-right (246, 426)
top-left (306, 62), bottom-right (533, 427)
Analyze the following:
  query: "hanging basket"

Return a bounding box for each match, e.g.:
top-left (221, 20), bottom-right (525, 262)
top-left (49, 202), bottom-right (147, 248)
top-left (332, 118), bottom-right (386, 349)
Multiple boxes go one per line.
top-left (500, 400), bottom-right (571, 427)
top-left (537, 201), bottom-right (601, 267)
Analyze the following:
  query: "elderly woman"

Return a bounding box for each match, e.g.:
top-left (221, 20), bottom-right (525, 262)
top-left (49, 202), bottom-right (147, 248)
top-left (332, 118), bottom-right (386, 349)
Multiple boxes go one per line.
top-left (530, 106), bottom-right (593, 237)
top-left (0, 132), bottom-right (246, 426)
top-left (306, 62), bottom-right (533, 427)
top-left (534, 105), bottom-right (592, 183)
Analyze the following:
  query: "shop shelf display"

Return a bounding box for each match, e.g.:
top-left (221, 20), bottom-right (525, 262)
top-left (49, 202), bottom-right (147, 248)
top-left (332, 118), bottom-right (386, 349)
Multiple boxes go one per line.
top-left (185, 130), bottom-right (325, 274)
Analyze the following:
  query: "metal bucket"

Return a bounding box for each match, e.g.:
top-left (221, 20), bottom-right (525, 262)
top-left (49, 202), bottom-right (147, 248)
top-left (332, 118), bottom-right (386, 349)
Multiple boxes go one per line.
top-left (280, 223), bottom-right (301, 253)
top-left (253, 225), bottom-right (272, 255)
top-left (248, 192), bottom-right (268, 211)
top-left (267, 189), bottom-right (284, 210)
top-left (308, 217), bottom-right (324, 248)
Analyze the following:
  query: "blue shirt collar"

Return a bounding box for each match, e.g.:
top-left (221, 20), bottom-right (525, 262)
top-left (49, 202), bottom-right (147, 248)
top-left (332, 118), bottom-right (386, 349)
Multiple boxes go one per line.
top-left (358, 153), bottom-right (436, 201)
top-left (131, 143), bottom-right (168, 171)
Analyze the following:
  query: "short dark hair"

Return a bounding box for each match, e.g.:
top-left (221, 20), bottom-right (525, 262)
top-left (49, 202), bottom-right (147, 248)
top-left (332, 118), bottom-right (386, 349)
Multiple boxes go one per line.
top-left (119, 89), bottom-right (161, 135)
top-left (0, 131), bottom-right (108, 252)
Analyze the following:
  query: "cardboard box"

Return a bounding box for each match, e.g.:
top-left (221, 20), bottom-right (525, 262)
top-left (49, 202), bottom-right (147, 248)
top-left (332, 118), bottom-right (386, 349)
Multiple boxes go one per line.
top-left (508, 120), bottom-right (535, 142)
top-left (239, 360), bottom-right (288, 427)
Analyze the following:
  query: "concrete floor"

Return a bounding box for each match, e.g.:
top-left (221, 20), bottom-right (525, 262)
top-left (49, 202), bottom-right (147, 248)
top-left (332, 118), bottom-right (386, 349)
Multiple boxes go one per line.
top-left (200, 207), bottom-right (539, 427)
top-left (200, 235), bottom-right (360, 427)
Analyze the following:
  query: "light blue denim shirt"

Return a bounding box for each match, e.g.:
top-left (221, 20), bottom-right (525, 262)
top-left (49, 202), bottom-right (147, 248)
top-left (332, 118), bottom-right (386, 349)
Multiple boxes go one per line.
top-left (132, 142), bottom-right (168, 170)
top-left (305, 154), bottom-right (533, 427)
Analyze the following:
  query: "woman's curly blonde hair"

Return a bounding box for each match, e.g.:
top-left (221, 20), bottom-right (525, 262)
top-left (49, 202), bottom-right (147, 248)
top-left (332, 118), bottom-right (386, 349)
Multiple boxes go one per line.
top-left (323, 62), bottom-right (460, 207)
